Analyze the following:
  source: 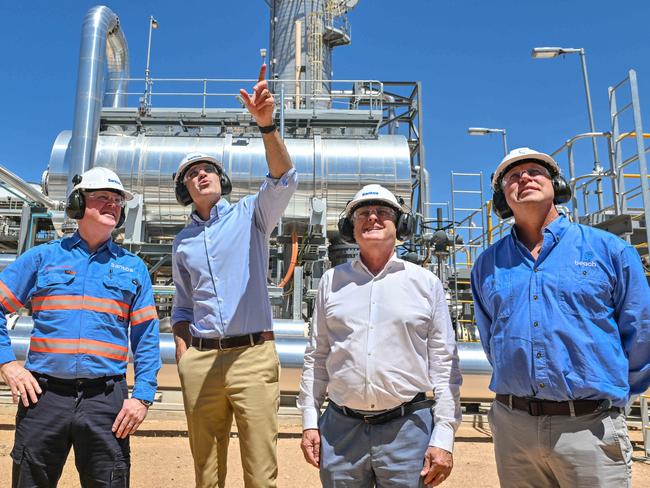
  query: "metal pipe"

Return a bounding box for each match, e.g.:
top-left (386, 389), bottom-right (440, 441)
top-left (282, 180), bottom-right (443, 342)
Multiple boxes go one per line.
top-left (0, 165), bottom-right (61, 210)
top-left (294, 19), bottom-right (302, 109)
top-left (66, 6), bottom-right (129, 198)
top-left (104, 20), bottom-right (130, 108)
top-left (7, 323), bottom-right (493, 400)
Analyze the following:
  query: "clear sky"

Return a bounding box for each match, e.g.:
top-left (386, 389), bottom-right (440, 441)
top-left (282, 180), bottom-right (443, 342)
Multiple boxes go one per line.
top-left (1, 0), bottom-right (649, 210)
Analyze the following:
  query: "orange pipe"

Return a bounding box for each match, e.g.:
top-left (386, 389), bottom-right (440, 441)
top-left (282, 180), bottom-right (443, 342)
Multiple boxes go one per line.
top-left (279, 231), bottom-right (299, 288)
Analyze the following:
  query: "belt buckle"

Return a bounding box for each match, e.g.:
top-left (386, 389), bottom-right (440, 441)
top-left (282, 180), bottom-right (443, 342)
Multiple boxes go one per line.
top-left (528, 400), bottom-right (542, 416)
top-left (362, 414), bottom-right (373, 424)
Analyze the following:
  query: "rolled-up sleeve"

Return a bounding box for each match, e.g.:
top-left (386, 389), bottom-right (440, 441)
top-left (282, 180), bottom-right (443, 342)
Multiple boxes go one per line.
top-left (254, 168), bottom-right (298, 235)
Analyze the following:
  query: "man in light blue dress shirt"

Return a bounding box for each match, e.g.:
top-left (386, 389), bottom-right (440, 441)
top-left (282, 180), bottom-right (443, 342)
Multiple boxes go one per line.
top-left (471, 147), bottom-right (650, 487)
top-left (170, 65), bottom-right (297, 488)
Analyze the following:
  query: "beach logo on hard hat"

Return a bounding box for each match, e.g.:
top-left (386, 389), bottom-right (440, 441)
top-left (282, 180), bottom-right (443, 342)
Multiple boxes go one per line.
top-left (362, 191), bottom-right (379, 196)
top-left (108, 178), bottom-right (120, 184)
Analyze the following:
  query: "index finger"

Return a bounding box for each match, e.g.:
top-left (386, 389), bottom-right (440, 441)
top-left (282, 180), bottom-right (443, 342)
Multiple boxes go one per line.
top-left (258, 64), bottom-right (267, 82)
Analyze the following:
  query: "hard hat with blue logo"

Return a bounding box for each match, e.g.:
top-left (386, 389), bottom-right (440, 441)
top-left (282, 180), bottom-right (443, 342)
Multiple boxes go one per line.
top-left (344, 184), bottom-right (402, 217)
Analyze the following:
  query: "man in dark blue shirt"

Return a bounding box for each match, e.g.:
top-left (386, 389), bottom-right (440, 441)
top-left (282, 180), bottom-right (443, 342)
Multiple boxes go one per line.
top-left (471, 147), bottom-right (650, 487)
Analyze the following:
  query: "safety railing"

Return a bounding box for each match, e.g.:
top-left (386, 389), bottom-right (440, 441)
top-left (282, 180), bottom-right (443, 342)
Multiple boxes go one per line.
top-left (105, 77), bottom-right (385, 118)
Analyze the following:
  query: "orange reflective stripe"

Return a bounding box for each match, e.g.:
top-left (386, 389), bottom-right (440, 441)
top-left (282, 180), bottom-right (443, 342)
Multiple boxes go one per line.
top-left (30, 337), bottom-right (128, 362)
top-left (32, 295), bottom-right (129, 318)
top-left (0, 281), bottom-right (23, 313)
top-left (130, 305), bottom-right (158, 326)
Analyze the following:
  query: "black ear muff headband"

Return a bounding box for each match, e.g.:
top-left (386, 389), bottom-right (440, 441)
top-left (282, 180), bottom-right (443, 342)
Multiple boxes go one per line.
top-left (173, 162), bottom-right (232, 207)
top-left (492, 160), bottom-right (572, 219)
top-left (337, 198), bottom-right (416, 244)
top-left (65, 174), bottom-right (127, 228)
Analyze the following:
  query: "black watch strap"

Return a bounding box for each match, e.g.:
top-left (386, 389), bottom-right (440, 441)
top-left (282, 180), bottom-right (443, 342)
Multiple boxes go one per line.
top-left (138, 398), bottom-right (153, 407)
top-left (258, 123), bottom-right (277, 134)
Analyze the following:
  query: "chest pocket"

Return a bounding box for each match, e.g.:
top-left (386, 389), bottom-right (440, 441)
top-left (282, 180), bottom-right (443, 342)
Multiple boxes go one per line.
top-left (558, 265), bottom-right (613, 319)
top-left (36, 270), bottom-right (75, 293)
top-left (103, 274), bottom-right (139, 307)
top-left (480, 272), bottom-right (512, 319)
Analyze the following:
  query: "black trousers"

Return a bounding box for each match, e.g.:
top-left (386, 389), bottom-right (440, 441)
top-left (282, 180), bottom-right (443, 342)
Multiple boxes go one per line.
top-left (11, 374), bottom-right (130, 488)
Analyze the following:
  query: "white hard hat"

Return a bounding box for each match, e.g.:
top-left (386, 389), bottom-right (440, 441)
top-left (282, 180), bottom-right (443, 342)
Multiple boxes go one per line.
top-left (492, 147), bottom-right (561, 189)
top-left (344, 184), bottom-right (403, 217)
top-left (174, 152), bottom-right (224, 183)
top-left (71, 167), bottom-right (133, 200)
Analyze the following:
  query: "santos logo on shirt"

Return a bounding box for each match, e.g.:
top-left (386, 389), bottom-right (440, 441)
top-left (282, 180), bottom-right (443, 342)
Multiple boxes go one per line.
top-left (110, 263), bottom-right (134, 273)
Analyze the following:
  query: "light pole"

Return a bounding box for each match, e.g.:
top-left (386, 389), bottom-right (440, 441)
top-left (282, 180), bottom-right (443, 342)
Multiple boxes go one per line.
top-left (467, 127), bottom-right (508, 156)
top-left (531, 47), bottom-right (601, 173)
top-left (144, 16), bottom-right (159, 111)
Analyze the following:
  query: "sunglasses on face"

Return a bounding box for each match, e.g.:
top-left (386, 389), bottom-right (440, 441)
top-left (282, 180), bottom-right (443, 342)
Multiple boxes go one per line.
top-left (501, 166), bottom-right (551, 187)
top-left (183, 163), bottom-right (219, 182)
top-left (352, 205), bottom-right (397, 222)
top-left (84, 191), bottom-right (126, 208)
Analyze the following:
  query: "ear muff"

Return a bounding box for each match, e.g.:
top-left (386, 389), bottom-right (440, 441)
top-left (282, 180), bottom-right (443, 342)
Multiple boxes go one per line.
top-left (552, 174), bottom-right (571, 204)
top-left (337, 215), bottom-right (355, 244)
top-left (396, 212), bottom-right (415, 241)
top-left (173, 166), bottom-right (232, 206)
top-left (491, 172), bottom-right (573, 219)
top-left (65, 189), bottom-right (86, 220)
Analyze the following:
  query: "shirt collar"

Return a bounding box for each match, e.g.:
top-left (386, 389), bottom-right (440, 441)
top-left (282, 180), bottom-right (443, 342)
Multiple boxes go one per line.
top-left (190, 198), bottom-right (231, 225)
top-left (66, 231), bottom-right (117, 256)
top-left (353, 252), bottom-right (403, 276)
top-left (510, 213), bottom-right (568, 245)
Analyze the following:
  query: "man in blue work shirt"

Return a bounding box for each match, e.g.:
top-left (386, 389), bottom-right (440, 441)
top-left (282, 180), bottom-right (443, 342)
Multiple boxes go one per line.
top-left (471, 147), bottom-right (650, 487)
top-left (171, 64), bottom-right (297, 488)
top-left (0, 166), bottom-right (160, 487)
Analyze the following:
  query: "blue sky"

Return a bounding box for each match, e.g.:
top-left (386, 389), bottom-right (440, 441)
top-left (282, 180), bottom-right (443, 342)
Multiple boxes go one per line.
top-left (1, 0), bottom-right (649, 210)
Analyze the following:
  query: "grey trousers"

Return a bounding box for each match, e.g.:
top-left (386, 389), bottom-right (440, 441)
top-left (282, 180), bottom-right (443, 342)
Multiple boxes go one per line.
top-left (488, 399), bottom-right (632, 488)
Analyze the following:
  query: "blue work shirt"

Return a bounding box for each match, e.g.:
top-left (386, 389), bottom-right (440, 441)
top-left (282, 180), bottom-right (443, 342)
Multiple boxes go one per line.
top-left (171, 168), bottom-right (298, 338)
top-left (0, 233), bottom-right (160, 402)
top-left (471, 214), bottom-right (650, 407)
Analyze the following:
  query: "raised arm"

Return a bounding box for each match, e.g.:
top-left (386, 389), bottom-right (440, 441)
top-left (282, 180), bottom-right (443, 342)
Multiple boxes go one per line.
top-left (240, 64), bottom-right (293, 178)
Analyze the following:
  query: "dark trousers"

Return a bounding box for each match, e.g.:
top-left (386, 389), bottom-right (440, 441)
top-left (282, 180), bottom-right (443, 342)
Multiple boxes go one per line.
top-left (11, 374), bottom-right (130, 488)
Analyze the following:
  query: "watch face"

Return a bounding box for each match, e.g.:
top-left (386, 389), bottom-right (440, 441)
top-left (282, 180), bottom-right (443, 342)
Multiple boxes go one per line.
top-left (140, 399), bottom-right (153, 407)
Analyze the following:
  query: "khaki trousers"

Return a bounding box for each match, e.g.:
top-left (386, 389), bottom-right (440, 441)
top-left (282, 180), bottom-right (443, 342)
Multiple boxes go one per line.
top-left (178, 340), bottom-right (280, 488)
top-left (489, 399), bottom-right (632, 488)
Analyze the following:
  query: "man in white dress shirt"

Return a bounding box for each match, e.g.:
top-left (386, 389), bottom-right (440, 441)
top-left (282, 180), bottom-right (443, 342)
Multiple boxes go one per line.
top-left (298, 184), bottom-right (462, 487)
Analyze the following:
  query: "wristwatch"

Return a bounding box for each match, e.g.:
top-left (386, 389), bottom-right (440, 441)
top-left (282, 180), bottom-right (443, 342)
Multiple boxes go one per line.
top-left (258, 123), bottom-right (277, 134)
top-left (138, 398), bottom-right (153, 408)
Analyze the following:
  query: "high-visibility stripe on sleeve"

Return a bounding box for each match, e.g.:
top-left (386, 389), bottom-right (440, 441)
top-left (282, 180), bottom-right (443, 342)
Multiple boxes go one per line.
top-left (32, 295), bottom-right (129, 319)
top-left (130, 305), bottom-right (158, 326)
top-left (30, 337), bottom-right (128, 362)
top-left (0, 280), bottom-right (24, 313)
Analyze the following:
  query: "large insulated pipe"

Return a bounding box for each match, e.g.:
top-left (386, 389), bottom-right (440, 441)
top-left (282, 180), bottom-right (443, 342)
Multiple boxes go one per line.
top-left (65, 5), bottom-right (129, 197)
top-left (8, 320), bottom-right (492, 399)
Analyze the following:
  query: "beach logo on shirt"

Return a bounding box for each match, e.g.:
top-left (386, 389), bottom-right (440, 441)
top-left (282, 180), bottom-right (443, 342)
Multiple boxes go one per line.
top-left (575, 251), bottom-right (596, 267)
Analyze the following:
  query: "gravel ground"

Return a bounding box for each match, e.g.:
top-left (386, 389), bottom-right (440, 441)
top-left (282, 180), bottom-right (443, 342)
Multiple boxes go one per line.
top-left (0, 407), bottom-right (648, 487)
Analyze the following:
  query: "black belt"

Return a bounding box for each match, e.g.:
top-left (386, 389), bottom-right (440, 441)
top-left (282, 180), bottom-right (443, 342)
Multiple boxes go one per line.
top-left (32, 373), bottom-right (125, 393)
top-left (191, 331), bottom-right (275, 351)
top-left (496, 394), bottom-right (623, 417)
top-left (330, 392), bottom-right (435, 425)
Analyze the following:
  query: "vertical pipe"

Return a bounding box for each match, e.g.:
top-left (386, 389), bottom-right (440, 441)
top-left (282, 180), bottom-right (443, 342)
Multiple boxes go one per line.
top-left (295, 19), bottom-right (302, 109)
top-left (280, 84), bottom-right (286, 138)
top-left (67, 6), bottom-right (128, 198)
top-left (579, 49), bottom-right (604, 210)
